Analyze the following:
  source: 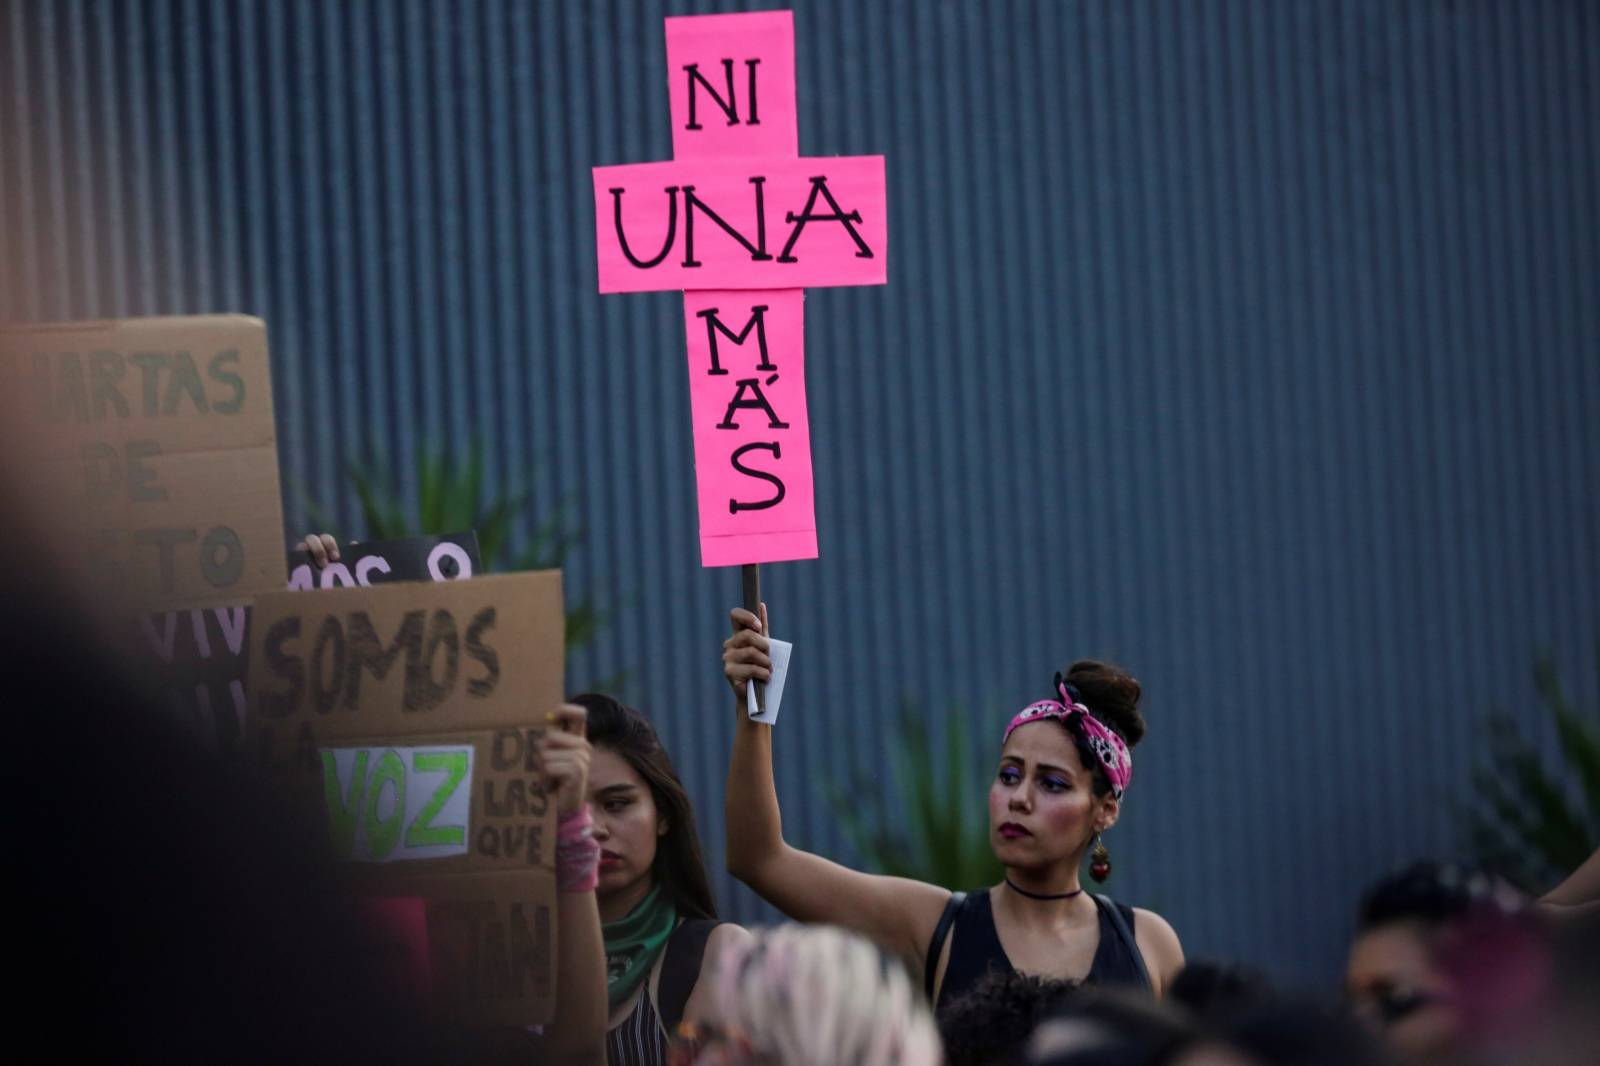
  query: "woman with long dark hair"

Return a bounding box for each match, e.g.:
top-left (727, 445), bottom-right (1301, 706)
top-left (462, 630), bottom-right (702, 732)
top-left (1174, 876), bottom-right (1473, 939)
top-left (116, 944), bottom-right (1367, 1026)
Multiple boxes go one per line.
top-left (570, 693), bottom-right (750, 1066)
top-left (720, 604), bottom-right (1184, 1013)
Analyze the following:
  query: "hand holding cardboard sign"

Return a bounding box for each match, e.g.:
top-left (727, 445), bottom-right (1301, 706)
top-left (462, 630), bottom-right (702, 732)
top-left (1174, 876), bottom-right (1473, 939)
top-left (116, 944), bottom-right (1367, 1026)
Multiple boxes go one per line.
top-left (298, 531), bottom-right (341, 567)
top-left (538, 704), bottom-right (592, 817)
top-left (288, 531), bottom-right (481, 590)
top-left (723, 603), bottom-right (772, 711)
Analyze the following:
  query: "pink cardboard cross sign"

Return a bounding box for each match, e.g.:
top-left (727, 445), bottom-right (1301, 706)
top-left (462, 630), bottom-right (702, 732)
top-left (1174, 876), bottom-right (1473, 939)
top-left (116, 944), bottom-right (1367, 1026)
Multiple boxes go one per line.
top-left (592, 10), bottom-right (888, 568)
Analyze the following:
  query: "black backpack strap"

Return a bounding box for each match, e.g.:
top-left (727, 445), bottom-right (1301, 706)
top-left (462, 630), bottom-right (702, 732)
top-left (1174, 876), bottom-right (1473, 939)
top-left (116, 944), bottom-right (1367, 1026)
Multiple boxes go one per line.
top-left (657, 919), bottom-right (722, 1034)
top-left (924, 891), bottom-right (967, 1001)
top-left (1093, 894), bottom-right (1151, 991)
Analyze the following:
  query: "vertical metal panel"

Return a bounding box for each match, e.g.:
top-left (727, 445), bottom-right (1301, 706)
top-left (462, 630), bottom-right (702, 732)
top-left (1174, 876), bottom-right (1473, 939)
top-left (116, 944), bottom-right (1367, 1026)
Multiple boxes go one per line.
top-left (2, 0), bottom-right (1596, 981)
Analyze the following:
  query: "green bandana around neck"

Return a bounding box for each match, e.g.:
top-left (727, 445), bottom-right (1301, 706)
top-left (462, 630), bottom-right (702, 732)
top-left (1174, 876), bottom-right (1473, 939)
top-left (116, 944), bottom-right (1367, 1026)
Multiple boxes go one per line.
top-left (602, 884), bottom-right (678, 1012)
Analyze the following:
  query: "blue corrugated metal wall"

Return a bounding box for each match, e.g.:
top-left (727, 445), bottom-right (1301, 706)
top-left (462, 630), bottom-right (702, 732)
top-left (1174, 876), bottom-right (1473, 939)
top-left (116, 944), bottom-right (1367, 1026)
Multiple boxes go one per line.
top-left (3, 0), bottom-right (1597, 981)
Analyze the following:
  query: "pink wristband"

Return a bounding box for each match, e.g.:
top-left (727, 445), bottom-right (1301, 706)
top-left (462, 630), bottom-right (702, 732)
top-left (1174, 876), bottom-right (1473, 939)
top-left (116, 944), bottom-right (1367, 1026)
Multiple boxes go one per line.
top-left (558, 803), bottom-right (594, 844)
top-left (556, 804), bottom-right (600, 893)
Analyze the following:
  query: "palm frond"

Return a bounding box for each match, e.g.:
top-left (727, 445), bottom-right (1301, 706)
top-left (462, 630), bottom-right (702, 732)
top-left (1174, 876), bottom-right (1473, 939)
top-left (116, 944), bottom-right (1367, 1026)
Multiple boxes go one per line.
top-left (297, 487), bottom-right (341, 543)
top-left (454, 445), bottom-right (485, 534)
top-left (828, 703), bottom-right (1002, 891)
top-left (1462, 653), bottom-right (1600, 890)
top-left (312, 442), bottom-right (603, 654)
top-left (1534, 656), bottom-right (1600, 826)
top-left (564, 601), bottom-right (608, 650)
top-left (347, 461), bottom-right (409, 539)
top-left (418, 448), bottom-right (447, 534)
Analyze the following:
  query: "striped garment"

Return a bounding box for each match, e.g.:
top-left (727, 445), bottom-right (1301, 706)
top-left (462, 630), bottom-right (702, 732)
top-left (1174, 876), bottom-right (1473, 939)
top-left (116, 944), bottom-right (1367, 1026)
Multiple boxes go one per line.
top-left (605, 989), bottom-right (670, 1066)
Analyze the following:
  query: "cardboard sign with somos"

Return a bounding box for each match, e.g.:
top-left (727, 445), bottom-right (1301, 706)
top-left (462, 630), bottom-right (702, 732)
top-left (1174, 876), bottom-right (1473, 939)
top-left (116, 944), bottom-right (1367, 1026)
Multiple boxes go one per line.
top-left (147, 533), bottom-right (484, 753)
top-left (246, 570), bottom-right (564, 758)
top-left (246, 572), bottom-right (565, 1026)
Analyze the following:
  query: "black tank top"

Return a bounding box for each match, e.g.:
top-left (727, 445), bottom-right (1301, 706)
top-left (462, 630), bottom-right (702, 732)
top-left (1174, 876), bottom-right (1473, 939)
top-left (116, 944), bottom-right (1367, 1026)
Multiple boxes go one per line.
top-left (930, 889), bottom-right (1147, 1011)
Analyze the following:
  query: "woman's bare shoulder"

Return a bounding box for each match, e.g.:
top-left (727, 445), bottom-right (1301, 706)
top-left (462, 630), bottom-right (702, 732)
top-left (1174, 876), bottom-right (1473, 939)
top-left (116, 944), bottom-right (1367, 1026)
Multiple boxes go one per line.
top-left (1131, 907), bottom-right (1184, 992)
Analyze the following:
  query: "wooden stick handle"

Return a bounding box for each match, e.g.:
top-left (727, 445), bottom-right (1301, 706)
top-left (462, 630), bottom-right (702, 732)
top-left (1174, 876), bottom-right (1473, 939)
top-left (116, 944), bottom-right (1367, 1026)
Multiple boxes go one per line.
top-left (742, 563), bottom-right (764, 712)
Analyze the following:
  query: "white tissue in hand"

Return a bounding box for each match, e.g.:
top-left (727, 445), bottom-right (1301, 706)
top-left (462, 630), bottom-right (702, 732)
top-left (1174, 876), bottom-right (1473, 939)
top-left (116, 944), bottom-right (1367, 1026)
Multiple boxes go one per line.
top-left (746, 638), bottom-right (792, 725)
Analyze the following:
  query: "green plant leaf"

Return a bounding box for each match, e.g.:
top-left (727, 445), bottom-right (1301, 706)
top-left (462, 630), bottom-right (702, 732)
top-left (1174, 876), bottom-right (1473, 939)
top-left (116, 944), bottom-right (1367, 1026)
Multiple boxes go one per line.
top-left (475, 488), bottom-right (532, 569)
top-left (318, 443), bottom-right (603, 654)
top-left (829, 779), bottom-right (887, 873)
top-left (516, 498), bottom-right (580, 571)
top-left (456, 445), bottom-right (484, 533)
top-left (299, 492), bottom-right (340, 541)
top-left (416, 448), bottom-right (442, 534)
top-left (1533, 658), bottom-right (1600, 827)
top-left (1471, 764), bottom-right (1544, 842)
top-left (1463, 813), bottom-right (1550, 892)
top-left (828, 703), bottom-right (1001, 891)
top-left (1506, 750), bottom-right (1593, 868)
top-left (347, 461), bottom-right (408, 539)
top-left (1463, 653), bottom-right (1600, 888)
top-left (903, 714), bottom-right (943, 872)
top-left (564, 601), bottom-right (608, 650)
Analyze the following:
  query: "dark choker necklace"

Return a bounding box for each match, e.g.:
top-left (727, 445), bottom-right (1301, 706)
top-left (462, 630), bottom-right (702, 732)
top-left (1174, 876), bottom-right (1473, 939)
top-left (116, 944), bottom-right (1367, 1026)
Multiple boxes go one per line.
top-left (1005, 877), bottom-right (1084, 901)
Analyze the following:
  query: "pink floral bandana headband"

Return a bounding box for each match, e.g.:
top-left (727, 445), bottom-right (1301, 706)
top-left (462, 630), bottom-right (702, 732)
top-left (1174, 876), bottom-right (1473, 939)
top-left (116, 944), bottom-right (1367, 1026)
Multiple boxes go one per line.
top-left (1003, 680), bottom-right (1132, 798)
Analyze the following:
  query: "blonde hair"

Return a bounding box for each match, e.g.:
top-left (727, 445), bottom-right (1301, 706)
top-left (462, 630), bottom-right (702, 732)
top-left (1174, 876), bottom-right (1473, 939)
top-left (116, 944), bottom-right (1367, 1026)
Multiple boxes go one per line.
top-left (699, 924), bottom-right (943, 1066)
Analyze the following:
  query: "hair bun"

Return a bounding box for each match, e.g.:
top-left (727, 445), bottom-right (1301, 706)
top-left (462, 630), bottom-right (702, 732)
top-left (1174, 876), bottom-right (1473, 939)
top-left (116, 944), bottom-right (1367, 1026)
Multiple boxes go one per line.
top-left (1063, 660), bottom-right (1145, 747)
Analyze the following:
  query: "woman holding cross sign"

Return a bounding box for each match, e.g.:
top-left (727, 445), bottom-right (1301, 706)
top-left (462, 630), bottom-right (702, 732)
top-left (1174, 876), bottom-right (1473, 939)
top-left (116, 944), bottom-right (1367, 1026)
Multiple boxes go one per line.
top-left (721, 604), bottom-right (1185, 1011)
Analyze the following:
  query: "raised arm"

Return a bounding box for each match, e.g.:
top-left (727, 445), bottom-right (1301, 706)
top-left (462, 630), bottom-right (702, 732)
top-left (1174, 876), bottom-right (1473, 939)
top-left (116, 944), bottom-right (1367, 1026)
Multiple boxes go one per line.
top-left (536, 704), bottom-right (608, 1066)
top-left (721, 605), bottom-right (951, 966)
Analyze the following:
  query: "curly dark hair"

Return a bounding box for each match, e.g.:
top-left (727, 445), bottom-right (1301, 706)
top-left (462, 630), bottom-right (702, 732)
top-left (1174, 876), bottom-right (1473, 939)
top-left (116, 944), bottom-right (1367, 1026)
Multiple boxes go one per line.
top-left (938, 968), bottom-right (1079, 1066)
top-left (1357, 860), bottom-right (1525, 934)
top-left (1054, 660), bottom-right (1145, 799)
top-left (1165, 959), bottom-right (1272, 1020)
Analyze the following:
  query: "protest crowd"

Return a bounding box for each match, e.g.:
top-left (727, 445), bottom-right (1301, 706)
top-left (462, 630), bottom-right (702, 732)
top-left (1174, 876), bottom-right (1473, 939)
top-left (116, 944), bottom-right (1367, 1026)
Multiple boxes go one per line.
top-left (7, 498), bottom-right (1599, 1066)
top-left (5, 6), bottom-right (1598, 1066)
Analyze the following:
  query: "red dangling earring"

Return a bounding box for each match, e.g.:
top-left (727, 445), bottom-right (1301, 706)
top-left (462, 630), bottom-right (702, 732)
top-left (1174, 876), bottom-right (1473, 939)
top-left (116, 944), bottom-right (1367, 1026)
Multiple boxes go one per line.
top-left (1089, 834), bottom-right (1111, 883)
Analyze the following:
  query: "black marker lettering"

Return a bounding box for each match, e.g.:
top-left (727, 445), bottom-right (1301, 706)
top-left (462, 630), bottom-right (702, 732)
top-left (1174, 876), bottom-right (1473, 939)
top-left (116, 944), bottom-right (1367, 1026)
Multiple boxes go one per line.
top-left (610, 186), bottom-right (679, 268)
top-left (683, 59), bottom-right (739, 129)
top-left (778, 175), bottom-right (875, 262)
top-left (728, 442), bottom-right (787, 512)
top-left (717, 377), bottom-right (789, 430)
top-left (697, 303), bottom-right (774, 376)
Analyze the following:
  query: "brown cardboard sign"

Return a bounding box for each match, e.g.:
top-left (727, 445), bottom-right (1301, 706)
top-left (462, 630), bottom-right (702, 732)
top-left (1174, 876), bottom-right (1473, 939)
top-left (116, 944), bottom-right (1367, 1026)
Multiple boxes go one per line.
top-left (140, 603), bottom-right (255, 750)
top-left (371, 871), bottom-right (556, 1026)
top-left (312, 729), bottom-right (554, 874)
top-left (249, 570), bottom-right (566, 1026)
top-left (145, 534), bottom-right (489, 755)
top-left (314, 730), bottom-right (559, 1025)
top-left (246, 570), bottom-right (564, 759)
top-left (0, 315), bottom-right (286, 611)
